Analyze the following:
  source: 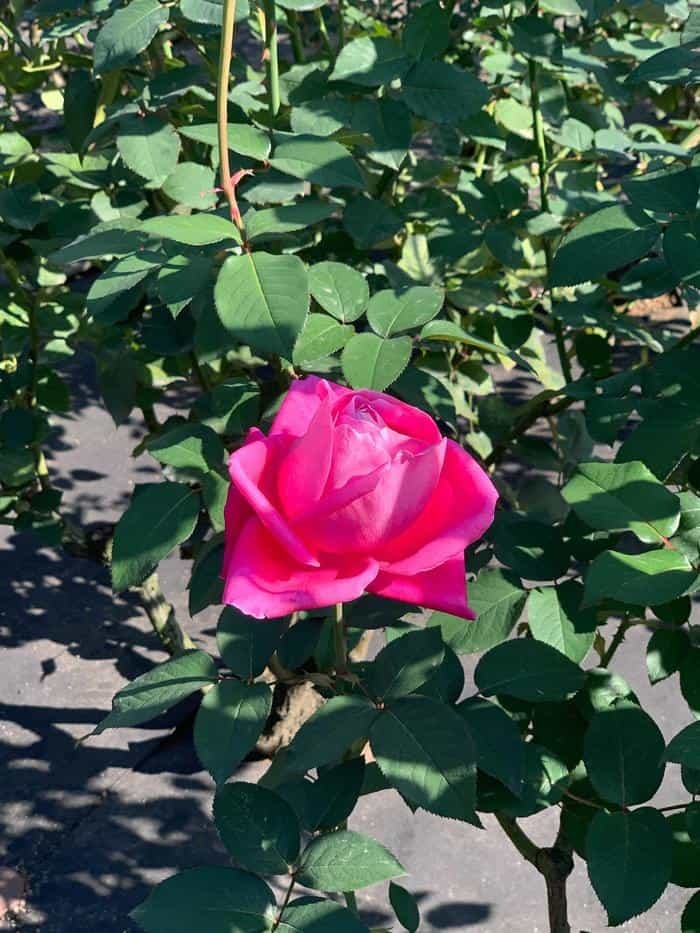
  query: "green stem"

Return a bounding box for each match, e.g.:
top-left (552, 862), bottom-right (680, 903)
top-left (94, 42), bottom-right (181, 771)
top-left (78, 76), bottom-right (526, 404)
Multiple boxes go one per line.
top-left (217, 0), bottom-right (245, 233)
top-left (337, 0), bottom-right (345, 52)
top-left (343, 891), bottom-right (358, 914)
top-left (285, 9), bottom-right (305, 63)
top-left (190, 351), bottom-right (210, 392)
top-left (333, 602), bottom-right (347, 675)
top-left (263, 0), bottom-right (280, 120)
top-left (600, 619), bottom-right (632, 667)
top-left (527, 51), bottom-right (572, 385)
top-left (315, 7), bottom-right (334, 60)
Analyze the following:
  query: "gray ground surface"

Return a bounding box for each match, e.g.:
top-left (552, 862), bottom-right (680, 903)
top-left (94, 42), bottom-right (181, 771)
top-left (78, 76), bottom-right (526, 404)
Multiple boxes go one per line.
top-left (0, 353), bottom-right (694, 932)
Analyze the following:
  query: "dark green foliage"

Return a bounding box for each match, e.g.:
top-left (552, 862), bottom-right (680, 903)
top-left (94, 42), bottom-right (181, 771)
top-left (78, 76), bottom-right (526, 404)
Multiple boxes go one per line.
top-left (4, 0), bottom-right (700, 928)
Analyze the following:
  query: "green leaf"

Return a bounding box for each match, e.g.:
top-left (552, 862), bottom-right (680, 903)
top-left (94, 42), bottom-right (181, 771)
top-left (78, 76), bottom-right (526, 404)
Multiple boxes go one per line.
top-left (527, 581), bottom-right (597, 664)
top-left (664, 216), bottom-right (700, 288)
top-left (586, 808), bottom-right (672, 926)
top-left (297, 829), bottom-right (404, 891)
top-left (131, 866), bottom-right (275, 933)
top-left (549, 117), bottom-right (594, 152)
top-left (293, 313), bottom-right (353, 366)
top-left (86, 251), bottom-right (162, 322)
top-left (353, 98), bottom-right (412, 171)
top-left (627, 44), bottom-right (700, 85)
top-left (111, 482), bottom-right (200, 591)
top-left (584, 705), bottom-right (665, 806)
top-left (341, 332), bottom-right (412, 391)
top-left (217, 608), bottom-right (285, 679)
top-left (401, 61), bottom-right (489, 124)
top-left (93, 0), bottom-right (168, 74)
top-left (194, 681), bottom-right (271, 784)
top-left (179, 122), bottom-right (271, 162)
top-left (64, 70), bottom-right (98, 152)
top-left (673, 490), bottom-right (700, 562)
top-left (343, 195), bottom-right (402, 248)
top-left (330, 37), bottom-right (410, 87)
top-left (499, 744), bottom-right (569, 818)
top-left (194, 379), bottom-right (260, 436)
top-left (213, 781), bottom-right (300, 874)
top-left (562, 460), bottom-right (680, 544)
top-left (246, 201), bottom-right (336, 240)
top-left (666, 722), bottom-right (700, 769)
top-left (419, 319), bottom-right (531, 369)
top-left (49, 222), bottom-right (146, 264)
top-left (389, 882), bottom-right (420, 933)
top-left (403, 0), bottom-right (449, 60)
top-left (141, 213), bottom-right (241, 245)
top-left (369, 695), bottom-right (478, 822)
top-left (0, 183), bottom-right (41, 230)
top-left (623, 166), bottom-right (700, 215)
top-left (215, 251), bottom-right (309, 359)
top-left (161, 162), bottom-right (217, 210)
top-left (430, 569), bottom-right (526, 654)
top-left (583, 548), bottom-right (697, 607)
top-left (647, 628), bottom-right (690, 684)
top-left (94, 650), bottom-right (217, 734)
top-left (671, 811), bottom-right (700, 887)
top-left (493, 518), bottom-right (569, 581)
top-left (281, 695), bottom-right (379, 774)
top-left (117, 115), bottom-right (181, 184)
top-left (277, 898), bottom-right (370, 933)
top-left (682, 892), bottom-right (700, 933)
top-left (148, 423), bottom-right (224, 475)
top-left (368, 628), bottom-right (445, 700)
top-left (367, 286), bottom-right (444, 337)
top-left (457, 696), bottom-right (525, 795)
top-left (550, 205), bottom-right (660, 287)
top-left (305, 758), bottom-right (366, 832)
top-left (270, 136), bottom-right (364, 189)
top-left (309, 261), bottom-right (369, 322)
top-left (475, 638), bottom-right (585, 702)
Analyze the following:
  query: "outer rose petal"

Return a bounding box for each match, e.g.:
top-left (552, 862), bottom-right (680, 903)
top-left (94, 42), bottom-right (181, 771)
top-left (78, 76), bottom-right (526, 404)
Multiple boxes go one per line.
top-left (377, 439), bottom-right (498, 574)
top-left (229, 430), bottom-right (319, 567)
top-left (368, 554), bottom-right (475, 620)
top-left (222, 517), bottom-right (379, 618)
top-left (269, 376), bottom-right (350, 438)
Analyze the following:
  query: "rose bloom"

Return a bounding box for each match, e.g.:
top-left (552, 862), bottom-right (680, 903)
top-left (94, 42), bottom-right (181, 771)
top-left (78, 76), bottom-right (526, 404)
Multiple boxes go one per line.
top-left (222, 376), bottom-right (497, 619)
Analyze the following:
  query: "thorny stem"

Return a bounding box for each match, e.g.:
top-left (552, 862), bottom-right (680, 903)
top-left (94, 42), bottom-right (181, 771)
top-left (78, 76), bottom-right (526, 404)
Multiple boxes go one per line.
top-left (496, 813), bottom-right (573, 933)
top-left (217, 0), bottom-right (245, 234)
top-left (271, 873), bottom-right (297, 929)
top-left (600, 619), bottom-right (632, 667)
top-left (527, 35), bottom-right (572, 385)
top-left (263, 0), bottom-right (281, 119)
top-left (133, 570), bottom-right (196, 655)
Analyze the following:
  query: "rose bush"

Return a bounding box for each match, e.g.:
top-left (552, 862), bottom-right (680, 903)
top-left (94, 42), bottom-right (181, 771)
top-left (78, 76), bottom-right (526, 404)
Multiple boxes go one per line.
top-left (3, 0), bottom-right (700, 930)
top-left (222, 376), bottom-right (497, 619)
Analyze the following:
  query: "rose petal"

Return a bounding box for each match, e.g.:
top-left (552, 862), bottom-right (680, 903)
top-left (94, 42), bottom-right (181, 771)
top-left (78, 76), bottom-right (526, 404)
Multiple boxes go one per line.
top-left (302, 438), bottom-right (447, 554)
top-left (377, 439), bottom-right (498, 574)
top-left (359, 391), bottom-right (443, 445)
top-left (368, 554), bottom-right (475, 620)
top-left (222, 517), bottom-right (379, 618)
top-left (270, 376), bottom-right (350, 438)
top-left (276, 393), bottom-right (335, 520)
top-left (229, 430), bottom-right (319, 567)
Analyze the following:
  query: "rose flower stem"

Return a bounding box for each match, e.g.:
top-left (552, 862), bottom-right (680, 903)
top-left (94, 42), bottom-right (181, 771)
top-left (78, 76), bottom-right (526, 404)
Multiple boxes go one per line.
top-left (217, 0), bottom-right (246, 236)
top-left (333, 602), bottom-right (348, 675)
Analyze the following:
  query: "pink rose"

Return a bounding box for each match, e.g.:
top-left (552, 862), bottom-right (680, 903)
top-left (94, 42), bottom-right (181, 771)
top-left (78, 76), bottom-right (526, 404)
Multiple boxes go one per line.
top-left (221, 376), bottom-right (498, 620)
